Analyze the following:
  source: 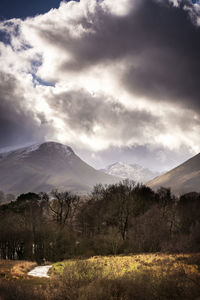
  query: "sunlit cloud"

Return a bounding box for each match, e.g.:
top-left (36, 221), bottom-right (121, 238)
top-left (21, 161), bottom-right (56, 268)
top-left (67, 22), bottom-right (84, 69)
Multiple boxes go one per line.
top-left (0, 0), bottom-right (200, 170)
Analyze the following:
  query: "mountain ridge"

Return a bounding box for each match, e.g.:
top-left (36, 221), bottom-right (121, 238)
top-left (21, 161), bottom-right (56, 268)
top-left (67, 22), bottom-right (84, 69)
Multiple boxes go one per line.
top-left (0, 141), bottom-right (119, 195)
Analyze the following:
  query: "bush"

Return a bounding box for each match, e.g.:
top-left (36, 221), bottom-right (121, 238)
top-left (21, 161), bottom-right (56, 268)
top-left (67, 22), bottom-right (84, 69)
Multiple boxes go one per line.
top-left (0, 280), bottom-right (44, 300)
top-left (47, 255), bottom-right (200, 300)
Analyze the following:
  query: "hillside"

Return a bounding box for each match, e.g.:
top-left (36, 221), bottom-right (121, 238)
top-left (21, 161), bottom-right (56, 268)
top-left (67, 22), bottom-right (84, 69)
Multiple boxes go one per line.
top-left (0, 142), bottom-right (119, 195)
top-left (147, 153), bottom-right (200, 194)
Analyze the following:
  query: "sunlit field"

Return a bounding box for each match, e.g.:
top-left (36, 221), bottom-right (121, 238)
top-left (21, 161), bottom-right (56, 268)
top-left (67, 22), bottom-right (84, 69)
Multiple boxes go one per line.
top-left (0, 253), bottom-right (200, 299)
top-left (51, 254), bottom-right (200, 299)
top-left (52, 253), bottom-right (200, 279)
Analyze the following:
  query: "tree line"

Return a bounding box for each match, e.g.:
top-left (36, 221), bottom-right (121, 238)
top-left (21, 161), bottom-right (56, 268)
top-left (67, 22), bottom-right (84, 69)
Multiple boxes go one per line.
top-left (0, 181), bottom-right (199, 263)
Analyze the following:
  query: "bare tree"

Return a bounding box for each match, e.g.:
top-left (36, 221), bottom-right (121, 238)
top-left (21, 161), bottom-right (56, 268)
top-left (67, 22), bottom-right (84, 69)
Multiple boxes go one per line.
top-left (50, 190), bottom-right (80, 227)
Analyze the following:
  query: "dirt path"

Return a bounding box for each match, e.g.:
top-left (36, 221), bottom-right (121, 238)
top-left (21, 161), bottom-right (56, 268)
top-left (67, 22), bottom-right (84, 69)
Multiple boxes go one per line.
top-left (28, 265), bottom-right (52, 278)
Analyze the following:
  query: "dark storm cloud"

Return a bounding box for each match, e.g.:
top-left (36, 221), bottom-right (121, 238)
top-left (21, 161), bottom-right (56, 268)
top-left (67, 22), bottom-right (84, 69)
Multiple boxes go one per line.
top-left (48, 89), bottom-right (163, 142)
top-left (0, 72), bottom-right (47, 148)
top-left (37, 0), bottom-right (200, 110)
top-left (123, 0), bottom-right (200, 110)
top-left (0, 0), bottom-right (199, 171)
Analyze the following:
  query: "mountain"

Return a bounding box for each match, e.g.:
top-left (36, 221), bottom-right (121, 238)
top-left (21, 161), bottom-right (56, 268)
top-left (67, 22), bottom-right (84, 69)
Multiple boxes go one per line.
top-left (100, 162), bottom-right (160, 183)
top-left (147, 153), bottom-right (200, 195)
top-left (0, 142), bottom-right (119, 195)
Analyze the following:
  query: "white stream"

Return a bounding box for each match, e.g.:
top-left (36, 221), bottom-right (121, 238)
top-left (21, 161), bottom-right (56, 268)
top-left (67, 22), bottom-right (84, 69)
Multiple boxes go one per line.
top-left (28, 265), bottom-right (52, 278)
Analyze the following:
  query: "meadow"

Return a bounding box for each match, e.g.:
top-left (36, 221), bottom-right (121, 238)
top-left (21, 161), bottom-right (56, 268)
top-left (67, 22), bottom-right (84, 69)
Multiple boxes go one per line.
top-left (0, 260), bottom-right (49, 300)
top-left (0, 253), bottom-right (200, 300)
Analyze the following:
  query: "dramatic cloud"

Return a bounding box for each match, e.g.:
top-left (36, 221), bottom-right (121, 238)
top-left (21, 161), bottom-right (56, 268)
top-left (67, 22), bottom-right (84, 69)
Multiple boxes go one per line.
top-left (0, 72), bottom-right (49, 148)
top-left (0, 0), bottom-right (200, 170)
top-left (46, 88), bottom-right (164, 150)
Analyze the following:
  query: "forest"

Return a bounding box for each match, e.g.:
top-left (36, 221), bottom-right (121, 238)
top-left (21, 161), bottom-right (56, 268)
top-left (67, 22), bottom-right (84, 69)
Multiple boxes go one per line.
top-left (0, 180), bottom-right (199, 263)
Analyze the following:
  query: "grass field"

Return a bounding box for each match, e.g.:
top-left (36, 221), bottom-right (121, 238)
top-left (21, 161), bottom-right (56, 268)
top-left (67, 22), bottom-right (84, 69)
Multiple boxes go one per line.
top-left (0, 260), bottom-right (37, 280)
top-left (0, 260), bottom-right (50, 300)
top-left (0, 254), bottom-right (200, 299)
top-left (52, 253), bottom-right (200, 278)
top-left (50, 253), bottom-right (200, 300)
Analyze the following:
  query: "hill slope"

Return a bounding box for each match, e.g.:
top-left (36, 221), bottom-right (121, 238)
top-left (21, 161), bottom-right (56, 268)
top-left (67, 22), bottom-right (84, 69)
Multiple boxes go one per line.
top-left (0, 142), bottom-right (119, 195)
top-left (147, 153), bottom-right (200, 195)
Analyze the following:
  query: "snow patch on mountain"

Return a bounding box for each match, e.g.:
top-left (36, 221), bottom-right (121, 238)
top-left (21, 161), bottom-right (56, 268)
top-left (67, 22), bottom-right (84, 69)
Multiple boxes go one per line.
top-left (23, 144), bottom-right (41, 153)
top-left (0, 141), bottom-right (119, 194)
top-left (0, 142), bottom-right (74, 161)
top-left (101, 162), bottom-right (160, 183)
top-left (17, 144), bottom-right (41, 159)
top-left (0, 143), bottom-right (41, 160)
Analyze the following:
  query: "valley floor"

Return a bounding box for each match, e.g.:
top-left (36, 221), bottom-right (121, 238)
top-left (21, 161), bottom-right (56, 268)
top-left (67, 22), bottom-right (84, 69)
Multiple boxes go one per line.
top-left (0, 253), bottom-right (200, 300)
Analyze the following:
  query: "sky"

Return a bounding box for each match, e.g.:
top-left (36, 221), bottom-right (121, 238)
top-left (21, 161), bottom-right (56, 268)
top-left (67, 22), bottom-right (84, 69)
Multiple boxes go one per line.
top-left (0, 0), bottom-right (63, 20)
top-left (0, 0), bottom-right (200, 171)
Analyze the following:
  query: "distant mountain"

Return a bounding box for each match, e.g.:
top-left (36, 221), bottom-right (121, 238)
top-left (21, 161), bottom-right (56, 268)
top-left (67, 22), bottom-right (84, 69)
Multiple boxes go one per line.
top-left (147, 153), bottom-right (200, 195)
top-left (0, 142), bottom-right (119, 195)
top-left (100, 162), bottom-right (160, 183)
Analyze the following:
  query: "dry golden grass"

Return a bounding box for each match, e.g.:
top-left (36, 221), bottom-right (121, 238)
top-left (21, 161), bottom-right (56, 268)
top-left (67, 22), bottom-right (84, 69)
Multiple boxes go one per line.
top-left (0, 254), bottom-right (200, 300)
top-left (49, 253), bottom-right (200, 300)
top-left (0, 260), bottom-right (50, 300)
top-left (52, 253), bottom-right (200, 280)
top-left (11, 261), bottom-right (37, 279)
top-left (0, 260), bottom-right (36, 280)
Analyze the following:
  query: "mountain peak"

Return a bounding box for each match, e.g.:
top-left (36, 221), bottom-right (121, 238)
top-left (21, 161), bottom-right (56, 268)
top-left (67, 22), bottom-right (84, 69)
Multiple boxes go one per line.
top-left (0, 141), bottom-right (75, 161)
top-left (37, 142), bottom-right (74, 155)
top-left (0, 141), bottom-right (119, 195)
top-left (101, 162), bottom-right (160, 183)
top-left (108, 162), bottom-right (126, 168)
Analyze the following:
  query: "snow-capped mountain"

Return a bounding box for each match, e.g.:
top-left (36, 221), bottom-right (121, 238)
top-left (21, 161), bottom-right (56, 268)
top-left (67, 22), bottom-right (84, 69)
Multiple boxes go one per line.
top-left (0, 142), bottom-right (119, 195)
top-left (0, 142), bottom-right (74, 161)
top-left (101, 162), bottom-right (160, 183)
